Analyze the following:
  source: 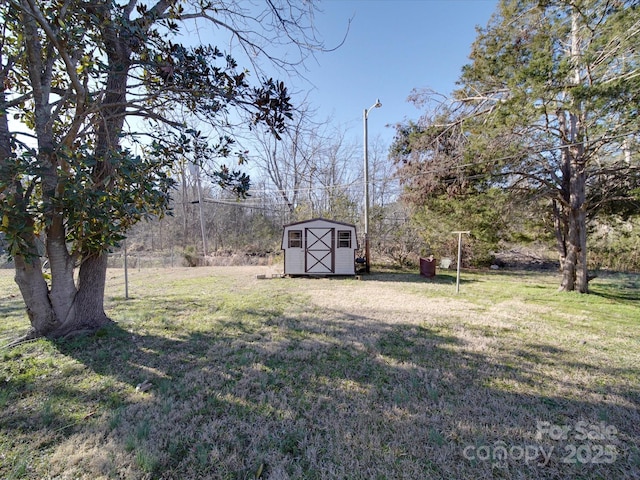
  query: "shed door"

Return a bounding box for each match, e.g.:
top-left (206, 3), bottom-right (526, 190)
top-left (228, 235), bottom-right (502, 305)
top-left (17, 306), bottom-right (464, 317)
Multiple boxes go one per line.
top-left (305, 228), bottom-right (334, 273)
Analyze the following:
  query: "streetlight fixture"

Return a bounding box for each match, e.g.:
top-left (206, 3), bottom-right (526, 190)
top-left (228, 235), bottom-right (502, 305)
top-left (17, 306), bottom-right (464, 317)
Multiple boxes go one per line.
top-left (363, 99), bottom-right (381, 273)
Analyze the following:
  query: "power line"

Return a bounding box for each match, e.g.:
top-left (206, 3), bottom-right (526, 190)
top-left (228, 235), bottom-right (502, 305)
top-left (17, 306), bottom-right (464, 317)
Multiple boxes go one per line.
top-left (185, 129), bottom-right (637, 206)
top-left (251, 130), bottom-right (638, 195)
top-left (193, 197), bottom-right (288, 211)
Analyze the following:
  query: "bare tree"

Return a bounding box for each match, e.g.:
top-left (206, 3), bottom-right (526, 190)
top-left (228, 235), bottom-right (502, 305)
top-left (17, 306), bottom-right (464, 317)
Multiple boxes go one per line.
top-left (250, 106), bottom-right (361, 223)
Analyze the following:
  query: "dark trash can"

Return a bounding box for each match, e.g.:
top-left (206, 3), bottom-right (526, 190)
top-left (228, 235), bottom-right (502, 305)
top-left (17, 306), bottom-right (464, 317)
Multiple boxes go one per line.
top-left (420, 257), bottom-right (436, 278)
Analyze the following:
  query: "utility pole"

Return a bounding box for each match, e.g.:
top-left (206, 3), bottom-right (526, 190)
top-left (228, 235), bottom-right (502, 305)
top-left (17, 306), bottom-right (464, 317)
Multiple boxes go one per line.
top-left (194, 164), bottom-right (208, 258)
top-left (363, 99), bottom-right (382, 273)
top-left (123, 238), bottom-right (129, 300)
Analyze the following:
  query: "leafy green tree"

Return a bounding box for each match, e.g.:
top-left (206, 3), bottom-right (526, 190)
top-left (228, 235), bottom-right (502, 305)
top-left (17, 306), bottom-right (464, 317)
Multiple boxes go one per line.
top-left (390, 106), bottom-right (515, 267)
top-left (395, 0), bottom-right (640, 292)
top-left (0, 0), bottom-right (319, 340)
top-left (413, 190), bottom-right (512, 267)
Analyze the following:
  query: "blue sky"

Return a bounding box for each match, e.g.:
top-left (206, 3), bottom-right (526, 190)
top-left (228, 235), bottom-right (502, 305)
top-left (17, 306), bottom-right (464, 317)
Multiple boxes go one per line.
top-left (296, 0), bottom-right (499, 146)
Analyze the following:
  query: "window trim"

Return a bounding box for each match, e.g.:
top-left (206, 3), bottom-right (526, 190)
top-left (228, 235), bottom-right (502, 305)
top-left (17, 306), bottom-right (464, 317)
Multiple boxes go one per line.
top-left (337, 230), bottom-right (352, 248)
top-left (288, 230), bottom-right (302, 248)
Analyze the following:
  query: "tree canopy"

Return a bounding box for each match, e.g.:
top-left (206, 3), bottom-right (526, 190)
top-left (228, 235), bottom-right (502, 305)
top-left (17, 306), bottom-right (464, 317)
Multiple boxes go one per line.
top-left (0, 0), bottom-right (322, 340)
top-left (392, 0), bottom-right (640, 291)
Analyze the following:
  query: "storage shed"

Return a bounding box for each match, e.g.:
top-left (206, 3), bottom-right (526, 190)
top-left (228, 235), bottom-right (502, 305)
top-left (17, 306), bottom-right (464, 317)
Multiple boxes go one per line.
top-left (281, 218), bottom-right (359, 276)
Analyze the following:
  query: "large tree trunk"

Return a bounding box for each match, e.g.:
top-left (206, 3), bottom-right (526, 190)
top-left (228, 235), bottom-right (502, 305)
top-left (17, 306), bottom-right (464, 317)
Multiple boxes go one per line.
top-left (556, 110), bottom-right (588, 293)
top-left (14, 256), bottom-right (111, 340)
top-left (561, 161), bottom-right (588, 293)
top-left (572, 165), bottom-right (588, 294)
top-left (46, 212), bottom-right (77, 325)
top-left (555, 7), bottom-right (590, 294)
top-left (14, 254), bottom-right (56, 339)
top-left (552, 199), bottom-right (570, 284)
top-left (13, 250), bottom-right (112, 341)
top-left (56, 253), bottom-right (112, 338)
top-left (7, 1), bottom-right (121, 341)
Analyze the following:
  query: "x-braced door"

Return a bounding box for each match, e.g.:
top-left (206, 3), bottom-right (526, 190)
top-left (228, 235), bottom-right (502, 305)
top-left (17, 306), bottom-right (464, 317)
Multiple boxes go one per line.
top-left (305, 228), bottom-right (334, 273)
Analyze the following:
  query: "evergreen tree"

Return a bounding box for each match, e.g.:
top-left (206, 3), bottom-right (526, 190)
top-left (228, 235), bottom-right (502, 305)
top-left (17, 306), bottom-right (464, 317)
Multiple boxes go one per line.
top-left (394, 0), bottom-right (640, 291)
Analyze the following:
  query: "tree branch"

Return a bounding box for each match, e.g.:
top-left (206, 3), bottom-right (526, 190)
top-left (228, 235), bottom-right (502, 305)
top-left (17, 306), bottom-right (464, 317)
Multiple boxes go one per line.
top-left (20, 0), bottom-right (86, 98)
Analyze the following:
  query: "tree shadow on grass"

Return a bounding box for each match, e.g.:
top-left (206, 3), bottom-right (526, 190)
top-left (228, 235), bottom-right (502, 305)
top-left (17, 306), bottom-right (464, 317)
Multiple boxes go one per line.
top-left (0, 294), bottom-right (26, 321)
top-left (2, 289), bottom-right (639, 479)
top-left (366, 269), bottom-right (464, 285)
top-left (586, 272), bottom-right (640, 303)
top-left (590, 284), bottom-right (640, 304)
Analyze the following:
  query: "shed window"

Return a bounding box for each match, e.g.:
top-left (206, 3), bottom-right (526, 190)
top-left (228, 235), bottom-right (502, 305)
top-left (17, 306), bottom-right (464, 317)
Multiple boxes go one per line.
top-left (338, 230), bottom-right (351, 248)
top-left (288, 230), bottom-right (302, 248)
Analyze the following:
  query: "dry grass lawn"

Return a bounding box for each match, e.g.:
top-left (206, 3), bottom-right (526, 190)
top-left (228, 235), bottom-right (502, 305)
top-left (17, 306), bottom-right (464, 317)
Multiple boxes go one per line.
top-left (1, 265), bottom-right (639, 479)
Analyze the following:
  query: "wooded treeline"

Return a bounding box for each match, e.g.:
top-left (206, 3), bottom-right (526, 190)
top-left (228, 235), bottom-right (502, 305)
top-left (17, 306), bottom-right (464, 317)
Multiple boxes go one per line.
top-left (118, 120), bottom-right (417, 268)
top-left (120, 0), bottom-right (640, 280)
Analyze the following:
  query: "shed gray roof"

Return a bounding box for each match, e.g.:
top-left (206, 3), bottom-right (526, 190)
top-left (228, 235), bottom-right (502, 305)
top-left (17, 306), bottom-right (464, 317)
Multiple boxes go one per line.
top-left (282, 217), bottom-right (357, 229)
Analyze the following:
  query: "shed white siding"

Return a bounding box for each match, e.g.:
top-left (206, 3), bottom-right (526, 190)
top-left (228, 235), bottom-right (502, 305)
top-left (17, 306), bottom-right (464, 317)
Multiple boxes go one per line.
top-left (281, 218), bottom-right (359, 276)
